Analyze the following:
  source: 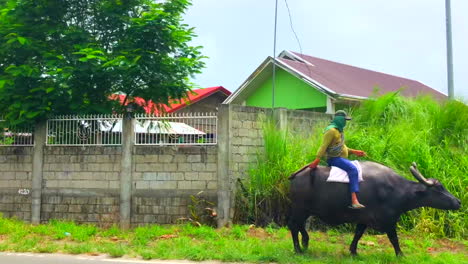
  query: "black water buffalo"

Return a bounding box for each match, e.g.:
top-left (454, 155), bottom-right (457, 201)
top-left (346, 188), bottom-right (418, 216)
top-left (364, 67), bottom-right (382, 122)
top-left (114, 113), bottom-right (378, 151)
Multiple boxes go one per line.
top-left (288, 161), bottom-right (461, 256)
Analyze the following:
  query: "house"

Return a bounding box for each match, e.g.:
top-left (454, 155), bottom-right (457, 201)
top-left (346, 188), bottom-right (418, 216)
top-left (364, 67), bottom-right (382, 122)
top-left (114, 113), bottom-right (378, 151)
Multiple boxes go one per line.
top-left (111, 86), bottom-right (230, 144)
top-left (224, 51), bottom-right (447, 113)
top-left (114, 86), bottom-right (231, 114)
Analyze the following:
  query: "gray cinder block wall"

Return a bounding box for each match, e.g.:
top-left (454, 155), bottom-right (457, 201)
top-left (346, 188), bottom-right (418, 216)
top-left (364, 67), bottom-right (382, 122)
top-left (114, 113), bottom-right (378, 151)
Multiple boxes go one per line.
top-left (41, 146), bottom-right (122, 225)
top-left (0, 147), bottom-right (33, 220)
top-left (132, 145), bottom-right (217, 225)
top-left (0, 106), bottom-right (329, 227)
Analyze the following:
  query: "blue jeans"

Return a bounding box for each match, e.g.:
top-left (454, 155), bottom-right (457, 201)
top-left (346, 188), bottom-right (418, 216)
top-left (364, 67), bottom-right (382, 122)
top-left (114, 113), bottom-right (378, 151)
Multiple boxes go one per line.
top-left (327, 157), bottom-right (360, 193)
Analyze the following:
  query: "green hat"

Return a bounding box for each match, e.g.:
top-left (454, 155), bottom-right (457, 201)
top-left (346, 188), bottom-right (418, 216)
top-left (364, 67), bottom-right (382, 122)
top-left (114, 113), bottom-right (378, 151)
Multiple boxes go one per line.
top-left (335, 110), bottom-right (352, 120)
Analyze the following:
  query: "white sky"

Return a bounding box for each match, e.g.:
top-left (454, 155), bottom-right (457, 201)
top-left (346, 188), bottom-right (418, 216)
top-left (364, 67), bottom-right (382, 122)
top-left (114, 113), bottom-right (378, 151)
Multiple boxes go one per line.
top-left (183, 0), bottom-right (468, 99)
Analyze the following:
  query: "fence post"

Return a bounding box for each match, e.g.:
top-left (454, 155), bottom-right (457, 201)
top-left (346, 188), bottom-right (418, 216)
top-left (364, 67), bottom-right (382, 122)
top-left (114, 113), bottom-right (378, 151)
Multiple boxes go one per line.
top-left (217, 104), bottom-right (231, 227)
top-left (31, 121), bottom-right (46, 224)
top-left (120, 114), bottom-right (135, 229)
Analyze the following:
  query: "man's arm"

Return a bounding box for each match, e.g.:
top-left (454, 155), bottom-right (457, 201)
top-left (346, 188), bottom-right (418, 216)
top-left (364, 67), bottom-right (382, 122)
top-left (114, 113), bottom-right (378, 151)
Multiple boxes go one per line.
top-left (309, 129), bottom-right (335, 169)
top-left (348, 148), bottom-right (366, 157)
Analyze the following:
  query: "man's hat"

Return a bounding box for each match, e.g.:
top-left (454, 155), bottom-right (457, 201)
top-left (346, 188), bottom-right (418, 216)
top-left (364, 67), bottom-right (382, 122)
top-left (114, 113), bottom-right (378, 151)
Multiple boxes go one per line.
top-left (335, 110), bottom-right (352, 120)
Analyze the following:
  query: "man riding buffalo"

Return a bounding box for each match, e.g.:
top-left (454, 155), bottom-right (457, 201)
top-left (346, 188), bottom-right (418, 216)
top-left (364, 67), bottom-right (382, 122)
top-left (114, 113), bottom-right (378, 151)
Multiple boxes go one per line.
top-left (309, 110), bottom-right (367, 209)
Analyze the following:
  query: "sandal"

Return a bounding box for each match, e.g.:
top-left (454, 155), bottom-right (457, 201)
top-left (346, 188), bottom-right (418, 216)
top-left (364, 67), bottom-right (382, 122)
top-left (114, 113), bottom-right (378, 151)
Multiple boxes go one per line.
top-left (348, 204), bottom-right (366, 209)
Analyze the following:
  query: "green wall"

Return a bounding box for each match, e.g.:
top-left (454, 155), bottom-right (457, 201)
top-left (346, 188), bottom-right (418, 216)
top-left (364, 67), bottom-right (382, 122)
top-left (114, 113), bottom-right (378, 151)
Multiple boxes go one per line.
top-left (245, 68), bottom-right (327, 109)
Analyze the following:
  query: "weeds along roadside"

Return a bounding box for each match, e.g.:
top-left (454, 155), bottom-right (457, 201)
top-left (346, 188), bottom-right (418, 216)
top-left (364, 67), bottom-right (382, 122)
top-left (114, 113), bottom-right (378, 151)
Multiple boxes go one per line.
top-left (0, 215), bottom-right (466, 264)
top-left (237, 92), bottom-right (467, 238)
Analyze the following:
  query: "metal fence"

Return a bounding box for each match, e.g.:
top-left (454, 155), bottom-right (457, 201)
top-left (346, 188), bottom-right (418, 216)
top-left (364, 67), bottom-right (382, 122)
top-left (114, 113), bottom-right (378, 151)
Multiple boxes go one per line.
top-left (46, 115), bottom-right (123, 146)
top-left (135, 113), bottom-right (217, 145)
top-left (42, 113), bottom-right (218, 146)
top-left (0, 120), bottom-right (34, 146)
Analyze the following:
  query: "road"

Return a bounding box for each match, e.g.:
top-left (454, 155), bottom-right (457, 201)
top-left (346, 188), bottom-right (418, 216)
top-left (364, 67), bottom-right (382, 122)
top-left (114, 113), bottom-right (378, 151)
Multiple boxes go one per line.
top-left (0, 253), bottom-right (233, 264)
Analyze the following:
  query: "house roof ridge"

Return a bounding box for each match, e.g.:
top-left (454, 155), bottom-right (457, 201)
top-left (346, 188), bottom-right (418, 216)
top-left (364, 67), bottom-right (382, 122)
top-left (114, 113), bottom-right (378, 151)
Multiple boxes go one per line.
top-left (288, 51), bottom-right (445, 97)
top-left (290, 51), bottom-right (422, 84)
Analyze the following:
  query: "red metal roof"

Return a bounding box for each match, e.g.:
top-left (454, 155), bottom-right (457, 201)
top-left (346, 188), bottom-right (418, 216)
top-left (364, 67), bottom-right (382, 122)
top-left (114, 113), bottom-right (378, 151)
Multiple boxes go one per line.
top-left (280, 52), bottom-right (447, 100)
top-left (113, 86), bottom-right (231, 114)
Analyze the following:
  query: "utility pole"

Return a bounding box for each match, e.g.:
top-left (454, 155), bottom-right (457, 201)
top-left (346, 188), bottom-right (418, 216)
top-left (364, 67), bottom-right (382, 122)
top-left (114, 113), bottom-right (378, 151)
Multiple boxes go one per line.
top-left (445, 0), bottom-right (454, 99)
top-left (272, 0), bottom-right (278, 108)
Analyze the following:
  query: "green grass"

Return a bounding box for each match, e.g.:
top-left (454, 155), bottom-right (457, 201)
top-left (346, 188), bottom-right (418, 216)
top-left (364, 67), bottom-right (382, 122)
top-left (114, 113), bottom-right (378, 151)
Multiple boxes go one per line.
top-left (0, 216), bottom-right (465, 263)
top-left (348, 94), bottom-right (467, 238)
top-left (242, 93), bottom-right (467, 238)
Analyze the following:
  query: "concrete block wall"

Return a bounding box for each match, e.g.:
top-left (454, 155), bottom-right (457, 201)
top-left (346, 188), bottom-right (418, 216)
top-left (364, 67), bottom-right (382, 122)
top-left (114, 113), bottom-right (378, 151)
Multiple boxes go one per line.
top-left (41, 147), bottom-right (121, 225)
top-left (0, 147), bottom-right (33, 221)
top-left (229, 105), bottom-right (272, 182)
top-left (286, 109), bottom-right (330, 134)
top-left (132, 146), bottom-right (217, 225)
top-left (0, 107), bottom-right (328, 227)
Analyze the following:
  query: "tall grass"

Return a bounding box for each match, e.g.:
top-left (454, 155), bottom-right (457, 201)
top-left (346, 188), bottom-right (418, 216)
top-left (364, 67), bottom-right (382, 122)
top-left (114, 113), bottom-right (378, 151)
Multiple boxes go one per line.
top-left (241, 93), bottom-right (467, 238)
top-left (348, 93), bottom-right (467, 238)
top-left (236, 118), bottom-right (327, 226)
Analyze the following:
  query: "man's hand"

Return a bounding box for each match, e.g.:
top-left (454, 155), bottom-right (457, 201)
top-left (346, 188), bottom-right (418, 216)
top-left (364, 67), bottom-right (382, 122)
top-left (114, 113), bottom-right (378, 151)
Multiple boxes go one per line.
top-left (351, 150), bottom-right (366, 157)
top-left (308, 158), bottom-right (320, 169)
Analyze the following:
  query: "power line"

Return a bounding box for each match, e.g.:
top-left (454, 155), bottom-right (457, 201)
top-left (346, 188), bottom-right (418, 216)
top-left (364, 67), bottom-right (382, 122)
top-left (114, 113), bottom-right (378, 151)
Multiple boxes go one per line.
top-left (284, 0), bottom-right (303, 56)
top-left (283, 0), bottom-right (313, 80)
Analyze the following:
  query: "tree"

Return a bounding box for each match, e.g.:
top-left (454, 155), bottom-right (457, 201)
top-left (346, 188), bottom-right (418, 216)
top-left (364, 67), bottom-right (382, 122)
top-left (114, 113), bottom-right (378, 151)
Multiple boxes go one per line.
top-left (0, 0), bottom-right (204, 126)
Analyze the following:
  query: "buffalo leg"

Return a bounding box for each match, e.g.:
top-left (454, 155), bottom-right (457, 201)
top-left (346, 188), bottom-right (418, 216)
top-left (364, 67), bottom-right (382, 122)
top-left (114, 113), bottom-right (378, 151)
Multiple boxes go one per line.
top-left (386, 228), bottom-right (403, 256)
top-left (289, 223), bottom-right (302, 253)
top-left (349, 224), bottom-right (367, 255)
top-left (288, 211), bottom-right (308, 253)
top-left (299, 221), bottom-right (309, 250)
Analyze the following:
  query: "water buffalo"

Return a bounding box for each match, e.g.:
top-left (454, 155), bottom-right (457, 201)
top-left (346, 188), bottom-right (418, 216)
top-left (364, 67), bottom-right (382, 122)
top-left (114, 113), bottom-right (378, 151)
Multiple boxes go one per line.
top-left (287, 161), bottom-right (461, 256)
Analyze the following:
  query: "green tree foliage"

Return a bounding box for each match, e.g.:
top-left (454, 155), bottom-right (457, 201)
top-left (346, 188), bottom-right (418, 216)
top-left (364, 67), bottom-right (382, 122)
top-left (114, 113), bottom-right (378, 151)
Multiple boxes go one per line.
top-left (0, 0), bottom-right (204, 126)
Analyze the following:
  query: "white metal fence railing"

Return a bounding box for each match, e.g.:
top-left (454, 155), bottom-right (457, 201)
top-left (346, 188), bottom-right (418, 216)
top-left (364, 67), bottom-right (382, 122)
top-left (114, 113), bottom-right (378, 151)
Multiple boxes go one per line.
top-left (0, 120), bottom-right (34, 146)
top-left (43, 112), bottom-right (218, 146)
top-left (134, 112), bottom-right (217, 145)
top-left (1, 113), bottom-right (218, 147)
top-left (46, 114), bottom-right (123, 146)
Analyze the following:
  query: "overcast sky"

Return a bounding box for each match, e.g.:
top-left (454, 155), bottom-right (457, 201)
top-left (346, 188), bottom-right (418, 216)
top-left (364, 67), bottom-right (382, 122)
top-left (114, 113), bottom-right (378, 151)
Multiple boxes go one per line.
top-left (183, 0), bottom-right (467, 99)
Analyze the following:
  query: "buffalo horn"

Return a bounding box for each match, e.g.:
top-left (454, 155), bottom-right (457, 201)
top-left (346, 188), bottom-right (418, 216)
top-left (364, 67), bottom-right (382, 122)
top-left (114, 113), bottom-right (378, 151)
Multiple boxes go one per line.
top-left (410, 163), bottom-right (434, 186)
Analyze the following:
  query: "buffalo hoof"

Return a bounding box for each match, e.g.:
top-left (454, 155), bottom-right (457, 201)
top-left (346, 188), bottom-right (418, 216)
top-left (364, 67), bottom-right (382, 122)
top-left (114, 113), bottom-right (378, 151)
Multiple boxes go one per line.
top-left (350, 251), bottom-right (358, 256)
top-left (396, 251), bottom-right (404, 257)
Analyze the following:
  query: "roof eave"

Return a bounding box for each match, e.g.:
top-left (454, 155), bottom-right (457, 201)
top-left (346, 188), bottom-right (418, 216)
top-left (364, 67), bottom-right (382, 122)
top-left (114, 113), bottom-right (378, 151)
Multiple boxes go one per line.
top-left (225, 56), bottom-right (343, 105)
top-left (171, 87), bottom-right (231, 112)
top-left (223, 57), bottom-right (275, 104)
top-left (335, 94), bottom-right (368, 100)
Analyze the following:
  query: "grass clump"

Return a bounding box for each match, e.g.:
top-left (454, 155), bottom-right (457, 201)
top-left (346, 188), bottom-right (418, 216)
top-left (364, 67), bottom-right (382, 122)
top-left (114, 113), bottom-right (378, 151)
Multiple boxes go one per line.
top-left (98, 242), bottom-right (128, 258)
top-left (64, 243), bottom-right (95, 255)
top-left (131, 225), bottom-right (172, 246)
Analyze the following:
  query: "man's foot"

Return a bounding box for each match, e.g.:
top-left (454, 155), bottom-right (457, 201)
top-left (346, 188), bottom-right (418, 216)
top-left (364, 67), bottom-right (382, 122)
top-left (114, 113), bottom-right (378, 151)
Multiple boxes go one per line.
top-left (348, 203), bottom-right (366, 209)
